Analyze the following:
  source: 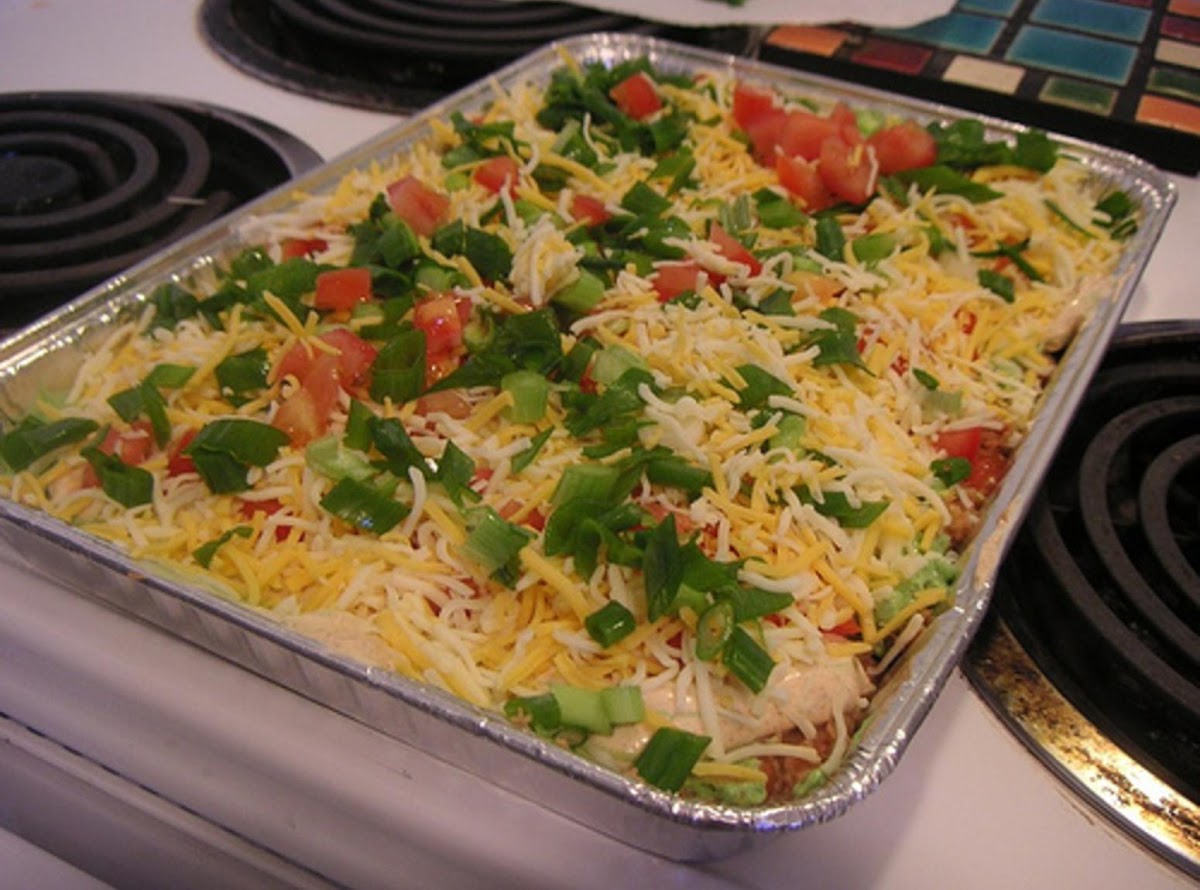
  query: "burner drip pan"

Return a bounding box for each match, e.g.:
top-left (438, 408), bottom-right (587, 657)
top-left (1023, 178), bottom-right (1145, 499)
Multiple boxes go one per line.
top-left (199, 0), bottom-right (758, 113)
top-left (0, 94), bottom-right (321, 329)
top-left (967, 320), bottom-right (1200, 878)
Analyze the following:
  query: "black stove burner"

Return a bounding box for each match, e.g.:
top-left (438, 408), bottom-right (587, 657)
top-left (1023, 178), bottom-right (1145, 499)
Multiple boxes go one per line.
top-left (199, 0), bottom-right (758, 114)
top-left (0, 93), bottom-right (321, 329)
top-left (986, 321), bottom-right (1200, 802)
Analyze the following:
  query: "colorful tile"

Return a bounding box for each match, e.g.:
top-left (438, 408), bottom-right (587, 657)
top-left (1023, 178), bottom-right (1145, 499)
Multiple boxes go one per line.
top-left (1040, 76), bottom-right (1119, 113)
top-left (882, 13), bottom-right (1006, 54)
top-left (1167, 0), bottom-right (1200, 16)
top-left (849, 38), bottom-right (934, 75)
top-left (765, 26), bottom-right (849, 57)
top-left (1137, 93), bottom-right (1200, 132)
top-left (1148, 65), bottom-right (1200, 101)
top-left (943, 55), bottom-right (1027, 93)
top-left (955, 0), bottom-right (1021, 16)
top-left (1158, 37), bottom-right (1200, 69)
top-left (1162, 15), bottom-right (1200, 42)
top-left (1007, 25), bottom-right (1137, 84)
top-left (1031, 0), bottom-right (1151, 42)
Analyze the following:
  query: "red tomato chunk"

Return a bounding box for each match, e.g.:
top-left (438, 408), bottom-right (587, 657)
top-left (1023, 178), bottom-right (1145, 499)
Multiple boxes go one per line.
top-left (609, 72), bottom-right (662, 120)
top-left (386, 174), bottom-right (450, 237)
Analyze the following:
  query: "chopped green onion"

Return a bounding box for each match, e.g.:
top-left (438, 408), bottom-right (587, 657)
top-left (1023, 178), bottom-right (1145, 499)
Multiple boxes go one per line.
top-left (643, 513), bottom-right (683, 621)
top-left (634, 727), bottom-right (711, 792)
top-left (501, 370), bottom-right (549, 424)
top-left (796, 485), bottom-right (888, 528)
top-left (732, 364), bottom-right (792, 410)
top-left (305, 436), bottom-right (375, 481)
top-left (504, 693), bottom-right (561, 736)
top-left (584, 600), bottom-right (637, 647)
top-left (550, 463), bottom-right (621, 508)
top-left (0, 416), bottom-right (99, 473)
top-left (81, 446), bottom-right (154, 508)
top-left (932, 456), bottom-right (972, 487)
top-left (728, 586), bottom-right (793, 623)
top-left (643, 455), bottom-right (712, 498)
top-left (599, 684), bottom-right (645, 725)
top-left (369, 328), bottom-right (426, 404)
top-left (193, 526), bottom-right (252, 568)
top-left (462, 506), bottom-right (533, 583)
top-left (814, 215), bottom-right (845, 260)
top-left (183, 419), bottom-right (288, 494)
top-left (434, 440), bottom-right (478, 507)
top-left (344, 399), bottom-right (373, 451)
top-left (590, 345), bottom-right (647, 387)
top-left (511, 427), bottom-right (553, 474)
top-left (723, 626), bottom-right (775, 693)
top-left (551, 683), bottom-right (611, 735)
top-left (850, 232), bottom-right (895, 266)
top-left (214, 347), bottom-right (269, 403)
top-left (913, 368), bottom-right (939, 390)
top-left (620, 181), bottom-right (671, 217)
top-left (695, 600), bottom-right (734, 660)
top-left (552, 270), bottom-right (606, 313)
top-left (978, 268), bottom-right (1015, 302)
top-left (369, 416), bottom-right (431, 477)
top-left (768, 414), bottom-right (806, 454)
top-left (320, 477), bottom-right (408, 535)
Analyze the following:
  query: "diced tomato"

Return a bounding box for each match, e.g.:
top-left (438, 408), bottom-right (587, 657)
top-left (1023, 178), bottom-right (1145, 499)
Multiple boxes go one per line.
top-left (732, 82), bottom-right (777, 131)
top-left (317, 327), bottom-right (377, 389)
top-left (775, 154), bottom-right (834, 212)
top-left (818, 136), bottom-right (877, 206)
top-left (280, 237), bottom-right (327, 260)
top-left (416, 388), bottom-right (471, 419)
top-left (276, 329), bottom-right (376, 390)
top-left (166, 429), bottom-right (198, 477)
top-left (743, 106), bottom-right (789, 164)
top-left (778, 109), bottom-right (843, 162)
top-left (239, 497), bottom-right (291, 541)
top-left (273, 353), bottom-right (341, 446)
top-left (570, 193), bottom-right (611, 227)
top-left (935, 426), bottom-right (983, 461)
top-left (413, 293), bottom-right (465, 357)
top-left (651, 260), bottom-right (705, 303)
top-left (314, 267), bottom-right (372, 312)
top-left (829, 617), bottom-right (862, 638)
top-left (958, 309), bottom-right (978, 336)
top-left (386, 174), bottom-right (450, 238)
top-left (609, 72), bottom-right (661, 120)
top-left (965, 449), bottom-right (1008, 494)
top-left (709, 223), bottom-right (761, 276)
top-left (867, 121), bottom-right (937, 175)
top-left (828, 102), bottom-right (862, 142)
top-left (473, 155), bottom-right (520, 195)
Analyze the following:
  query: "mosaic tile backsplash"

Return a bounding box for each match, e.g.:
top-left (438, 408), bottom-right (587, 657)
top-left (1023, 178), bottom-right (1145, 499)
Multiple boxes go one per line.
top-left (762, 0), bottom-right (1200, 173)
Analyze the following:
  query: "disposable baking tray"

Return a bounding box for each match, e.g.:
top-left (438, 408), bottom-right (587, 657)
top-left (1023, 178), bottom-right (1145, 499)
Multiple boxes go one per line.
top-left (0, 33), bottom-right (1176, 861)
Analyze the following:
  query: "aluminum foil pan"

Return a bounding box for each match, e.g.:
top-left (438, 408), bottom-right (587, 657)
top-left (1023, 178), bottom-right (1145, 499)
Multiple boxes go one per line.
top-left (0, 34), bottom-right (1176, 861)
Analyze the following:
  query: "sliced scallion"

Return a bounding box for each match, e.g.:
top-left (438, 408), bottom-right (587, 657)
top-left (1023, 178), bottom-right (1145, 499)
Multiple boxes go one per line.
top-left (634, 727), bottom-right (711, 792)
top-left (695, 600), bottom-right (734, 660)
top-left (501, 369), bottom-right (549, 424)
top-left (599, 684), bottom-right (645, 725)
top-left (584, 600), bottom-right (637, 648)
top-left (723, 627), bottom-right (775, 694)
top-left (462, 506), bottom-right (533, 583)
top-left (551, 683), bottom-right (611, 735)
top-left (320, 477), bottom-right (408, 535)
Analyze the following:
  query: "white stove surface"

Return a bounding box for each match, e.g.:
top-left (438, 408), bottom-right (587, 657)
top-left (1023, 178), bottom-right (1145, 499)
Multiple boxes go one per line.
top-left (0, 3), bottom-right (1196, 887)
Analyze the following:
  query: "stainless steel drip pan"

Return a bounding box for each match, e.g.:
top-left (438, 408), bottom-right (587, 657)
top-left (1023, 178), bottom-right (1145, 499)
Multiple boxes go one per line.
top-left (0, 34), bottom-right (1176, 861)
